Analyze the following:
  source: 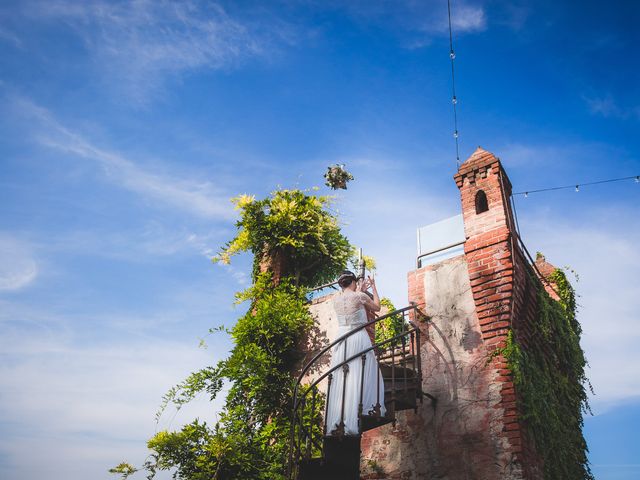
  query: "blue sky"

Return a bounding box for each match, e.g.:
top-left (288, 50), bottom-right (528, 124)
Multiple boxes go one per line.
top-left (0, 1), bottom-right (638, 478)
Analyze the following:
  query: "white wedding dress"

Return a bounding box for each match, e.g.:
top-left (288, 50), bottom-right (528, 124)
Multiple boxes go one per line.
top-left (325, 290), bottom-right (386, 436)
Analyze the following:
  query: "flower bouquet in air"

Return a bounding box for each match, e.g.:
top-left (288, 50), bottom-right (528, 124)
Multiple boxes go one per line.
top-left (324, 164), bottom-right (354, 190)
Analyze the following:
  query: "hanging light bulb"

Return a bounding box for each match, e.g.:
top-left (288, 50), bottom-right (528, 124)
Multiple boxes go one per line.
top-left (450, 50), bottom-right (456, 60)
top-left (635, 176), bottom-right (639, 183)
top-left (453, 130), bottom-right (459, 138)
top-left (452, 96), bottom-right (457, 105)
top-left (575, 185), bottom-right (579, 192)
top-left (524, 192), bottom-right (528, 198)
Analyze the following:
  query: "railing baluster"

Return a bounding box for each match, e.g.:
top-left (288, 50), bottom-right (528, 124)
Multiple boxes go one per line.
top-left (308, 387), bottom-right (316, 458)
top-left (298, 396), bottom-right (305, 461)
top-left (338, 338), bottom-right (349, 436)
top-left (391, 341), bottom-right (396, 406)
top-left (358, 353), bottom-right (366, 432)
top-left (411, 330), bottom-right (417, 385)
top-left (375, 345), bottom-right (381, 418)
top-left (402, 324), bottom-right (408, 395)
top-left (324, 373), bottom-right (333, 436)
top-left (416, 316), bottom-right (423, 402)
top-left (287, 392), bottom-right (298, 479)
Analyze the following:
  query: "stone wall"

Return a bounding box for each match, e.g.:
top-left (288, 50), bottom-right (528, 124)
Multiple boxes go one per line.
top-left (360, 148), bottom-right (546, 479)
top-left (360, 254), bottom-right (522, 480)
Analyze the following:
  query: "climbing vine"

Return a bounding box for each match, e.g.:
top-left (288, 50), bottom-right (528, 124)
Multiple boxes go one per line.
top-left (497, 266), bottom-right (593, 480)
top-left (111, 188), bottom-right (353, 480)
top-left (375, 298), bottom-right (404, 346)
top-left (215, 189), bottom-right (351, 286)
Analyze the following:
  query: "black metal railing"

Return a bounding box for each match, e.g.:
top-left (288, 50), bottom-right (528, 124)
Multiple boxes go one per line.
top-left (287, 304), bottom-right (422, 479)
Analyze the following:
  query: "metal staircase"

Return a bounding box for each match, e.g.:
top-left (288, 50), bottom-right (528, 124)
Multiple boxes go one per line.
top-left (287, 305), bottom-right (424, 480)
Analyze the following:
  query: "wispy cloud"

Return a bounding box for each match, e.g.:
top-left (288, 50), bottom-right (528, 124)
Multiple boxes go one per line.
top-left (0, 25), bottom-right (23, 48)
top-left (0, 235), bottom-right (38, 291)
top-left (331, 0), bottom-right (487, 48)
top-left (521, 207), bottom-right (640, 411)
top-left (447, 3), bottom-right (487, 33)
top-left (0, 326), bottom-right (222, 479)
top-left (14, 98), bottom-right (234, 220)
top-left (21, 0), bottom-right (292, 102)
top-left (43, 224), bottom-right (226, 264)
top-left (584, 93), bottom-right (640, 121)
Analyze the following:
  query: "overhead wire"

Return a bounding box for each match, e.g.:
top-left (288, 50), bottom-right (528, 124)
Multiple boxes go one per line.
top-left (512, 175), bottom-right (639, 197)
top-left (447, 0), bottom-right (461, 167)
top-left (445, 2), bottom-right (637, 195)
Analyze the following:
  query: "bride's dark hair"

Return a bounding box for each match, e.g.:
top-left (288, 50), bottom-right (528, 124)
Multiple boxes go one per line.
top-left (338, 270), bottom-right (356, 288)
top-left (338, 277), bottom-right (354, 288)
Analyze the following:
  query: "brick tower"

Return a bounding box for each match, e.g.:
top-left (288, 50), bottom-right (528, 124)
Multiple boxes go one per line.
top-left (454, 146), bottom-right (517, 353)
top-left (356, 147), bottom-right (543, 479)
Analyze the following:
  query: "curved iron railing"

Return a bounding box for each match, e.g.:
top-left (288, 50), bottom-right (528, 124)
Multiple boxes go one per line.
top-left (287, 304), bottom-right (422, 479)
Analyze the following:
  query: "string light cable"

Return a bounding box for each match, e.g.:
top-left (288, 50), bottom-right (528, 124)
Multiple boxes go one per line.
top-left (512, 175), bottom-right (640, 197)
top-left (447, 0), bottom-right (461, 167)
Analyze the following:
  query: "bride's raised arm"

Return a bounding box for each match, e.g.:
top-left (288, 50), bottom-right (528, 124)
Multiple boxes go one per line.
top-left (359, 276), bottom-right (381, 312)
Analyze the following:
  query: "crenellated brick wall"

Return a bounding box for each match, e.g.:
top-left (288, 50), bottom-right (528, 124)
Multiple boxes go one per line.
top-left (453, 147), bottom-right (516, 350)
top-left (359, 148), bottom-right (549, 479)
top-left (452, 147), bottom-right (544, 478)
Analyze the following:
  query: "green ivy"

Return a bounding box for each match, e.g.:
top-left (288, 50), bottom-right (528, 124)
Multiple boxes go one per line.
top-left (112, 188), bottom-right (352, 480)
top-left (375, 298), bottom-right (405, 346)
top-left (497, 267), bottom-right (593, 480)
top-left (213, 189), bottom-right (351, 287)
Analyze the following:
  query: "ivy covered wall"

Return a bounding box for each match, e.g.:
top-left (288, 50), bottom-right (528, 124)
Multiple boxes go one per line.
top-left (502, 258), bottom-right (593, 480)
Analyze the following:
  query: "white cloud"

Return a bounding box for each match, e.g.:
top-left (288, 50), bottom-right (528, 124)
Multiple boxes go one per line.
top-left (585, 94), bottom-right (623, 118)
top-left (0, 235), bottom-right (38, 291)
top-left (0, 25), bottom-right (23, 48)
top-left (491, 140), bottom-right (634, 175)
top-left (14, 98), bottom-right (234, 220)
top-left (584, 93), bottom-right (640, 120)
top-left (0, 318), bottom-right (228, 480)
top-left (23, 0), bottom-right (289, 103)
top-left (43, 224), bottom-right (226, 264)
top-left (520, 207), bottom-right (640, 412)
top-left (449, 4), bottom-right (487, 33)
top-left (323, 0), bottom-right (487, 49)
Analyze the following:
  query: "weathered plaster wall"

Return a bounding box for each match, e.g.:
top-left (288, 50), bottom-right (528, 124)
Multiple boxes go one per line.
top-left (360, 254), bottom-right (522, 480)
top-left (297, 294), bottom-right (336, 387)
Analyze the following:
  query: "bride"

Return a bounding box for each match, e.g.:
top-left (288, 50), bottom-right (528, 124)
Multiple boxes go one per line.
top-left (325, 270), bottom-right (386, 436)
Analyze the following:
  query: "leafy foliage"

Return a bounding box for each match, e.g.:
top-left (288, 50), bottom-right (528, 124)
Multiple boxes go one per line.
top-left (497, 267), bottom-right (592, 480)
top-left (213, 189), bottom-right (352, 287)
top-left (112, 188), bottom-right (352, 480)
top-left (109, 463), bottom-right (138, 479)
top-left (375, 298), bottom-right (404, 346)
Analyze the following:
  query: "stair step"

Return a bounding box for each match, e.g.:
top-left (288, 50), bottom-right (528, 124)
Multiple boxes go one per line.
top-left (379, 364), bottom-right (417, 375)
top-left (303, 435), bottom-right (360, 479)
top-left (298, 458), bottom-right (358, 480)
top-left (378, 350), bottom-right (414, 360)
top-left (359, 413), bottom-right (394, 432)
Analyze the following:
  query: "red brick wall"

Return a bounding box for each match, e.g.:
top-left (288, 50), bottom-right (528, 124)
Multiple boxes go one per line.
top-left (453, 148), bottom-right (543, 478)
top-left (389, 255), bottom-right (522, 479)
top-left (357, 149), bottom-right (549, 479)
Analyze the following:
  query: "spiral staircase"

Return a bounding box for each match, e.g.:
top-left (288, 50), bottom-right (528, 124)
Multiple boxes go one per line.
top-left (287, 305), bottom-right (426, 480)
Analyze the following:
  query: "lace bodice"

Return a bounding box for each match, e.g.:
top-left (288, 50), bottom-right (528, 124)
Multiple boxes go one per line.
top-left (332, 290), bottom-right (371, 327)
